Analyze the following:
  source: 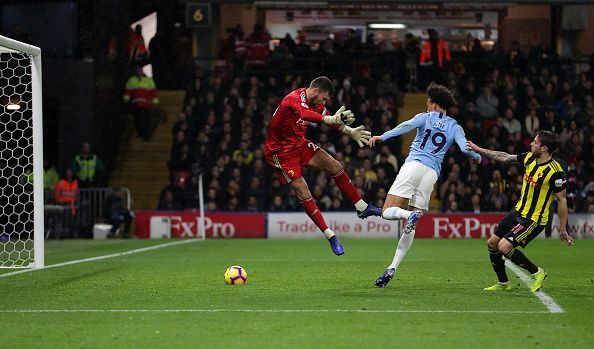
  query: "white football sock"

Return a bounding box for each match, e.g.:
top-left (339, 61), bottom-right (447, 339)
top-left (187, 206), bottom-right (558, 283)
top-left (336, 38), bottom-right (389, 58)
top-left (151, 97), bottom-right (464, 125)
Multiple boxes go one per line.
top-left (388, 230), bottom-right (415, 270)
top-left (382, 206), bottom-right (412, 220)
top-left (354, 199), bottom-right (367, 212)
top-left (323, 229), bottom-right (335, 239)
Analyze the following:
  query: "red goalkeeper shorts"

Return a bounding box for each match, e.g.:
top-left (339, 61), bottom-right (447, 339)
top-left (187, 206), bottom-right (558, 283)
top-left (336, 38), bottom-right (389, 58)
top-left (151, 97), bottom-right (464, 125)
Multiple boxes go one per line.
top-left (264, 139), bottom-right (321, 184)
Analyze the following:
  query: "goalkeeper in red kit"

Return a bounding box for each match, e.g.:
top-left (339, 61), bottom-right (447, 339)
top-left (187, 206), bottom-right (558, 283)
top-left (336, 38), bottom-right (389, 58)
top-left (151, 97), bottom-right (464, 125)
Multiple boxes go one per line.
top-left (265, 76), bottom-right (382, 255)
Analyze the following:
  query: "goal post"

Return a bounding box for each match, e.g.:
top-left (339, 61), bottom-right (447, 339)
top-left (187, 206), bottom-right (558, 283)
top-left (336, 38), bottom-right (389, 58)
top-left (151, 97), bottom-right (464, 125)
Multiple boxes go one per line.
top-left (0, 35), bottom-right (44, 269)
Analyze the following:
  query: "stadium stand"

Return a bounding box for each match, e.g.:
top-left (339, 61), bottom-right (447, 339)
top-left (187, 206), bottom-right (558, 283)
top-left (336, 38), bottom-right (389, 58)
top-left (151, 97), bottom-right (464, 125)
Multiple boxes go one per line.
top-left (162, 25), bottom-right (592, 214)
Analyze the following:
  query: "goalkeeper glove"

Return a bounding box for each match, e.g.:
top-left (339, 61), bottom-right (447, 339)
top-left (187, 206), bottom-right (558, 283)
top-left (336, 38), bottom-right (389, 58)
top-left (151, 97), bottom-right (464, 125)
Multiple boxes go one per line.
top-left (341, 125), bottom-right (371, 147)
top-left (322, 106), bottom-right (355, 126)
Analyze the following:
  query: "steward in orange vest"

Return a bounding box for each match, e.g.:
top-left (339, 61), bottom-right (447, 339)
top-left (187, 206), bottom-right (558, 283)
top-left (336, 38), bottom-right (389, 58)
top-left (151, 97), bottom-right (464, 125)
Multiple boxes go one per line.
top-left (53, 168), bottom-right (79, 216)
top-left (419, 29), bottom-right (451, 68)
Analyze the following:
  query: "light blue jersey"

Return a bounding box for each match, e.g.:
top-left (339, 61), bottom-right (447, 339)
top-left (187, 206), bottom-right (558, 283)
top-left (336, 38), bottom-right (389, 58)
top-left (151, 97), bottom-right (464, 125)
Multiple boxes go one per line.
top-left (380, 111), bottom-right (481, 175)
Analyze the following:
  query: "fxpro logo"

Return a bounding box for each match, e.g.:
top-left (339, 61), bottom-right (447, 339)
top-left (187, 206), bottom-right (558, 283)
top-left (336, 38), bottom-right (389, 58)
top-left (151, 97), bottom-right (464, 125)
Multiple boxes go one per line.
top-left (432, 217), bottom-right (499, 238)
top-left (165, 216), bottom-right (236, 238)
top-left (524, 171), bottom-right (544, 189)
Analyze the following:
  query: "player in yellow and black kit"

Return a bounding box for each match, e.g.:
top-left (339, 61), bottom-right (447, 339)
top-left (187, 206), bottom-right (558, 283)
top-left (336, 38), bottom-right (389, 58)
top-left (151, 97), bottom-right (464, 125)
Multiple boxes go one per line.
top-left (467, 130), bottom-right (573, 293)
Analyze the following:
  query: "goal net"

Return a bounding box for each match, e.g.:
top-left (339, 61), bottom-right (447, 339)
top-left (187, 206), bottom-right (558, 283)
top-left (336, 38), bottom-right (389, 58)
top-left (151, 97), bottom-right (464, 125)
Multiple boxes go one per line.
top-left (0, 35), bottom-right (44, 268)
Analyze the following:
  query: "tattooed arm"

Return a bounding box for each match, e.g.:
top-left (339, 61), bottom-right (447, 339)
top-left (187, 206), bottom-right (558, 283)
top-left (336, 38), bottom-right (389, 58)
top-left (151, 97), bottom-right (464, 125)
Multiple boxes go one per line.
top-left (466, 141), bottom-right (518, 164)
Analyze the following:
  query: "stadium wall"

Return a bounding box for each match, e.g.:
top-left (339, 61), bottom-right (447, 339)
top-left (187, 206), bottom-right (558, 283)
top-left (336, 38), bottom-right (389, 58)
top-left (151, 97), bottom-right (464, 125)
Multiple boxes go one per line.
top-left (134, 212), bottom-right (593, 240)
top-left (220, 3), bottom-right (257, 41)
top-left (500, 5), bottom-right (551, 50)
top-left (577, 6), bottom-right (594, 55)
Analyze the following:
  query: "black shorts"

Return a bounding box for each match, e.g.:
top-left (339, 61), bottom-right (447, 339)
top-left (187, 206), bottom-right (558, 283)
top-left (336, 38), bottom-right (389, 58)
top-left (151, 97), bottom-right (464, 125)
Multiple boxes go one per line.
top-left (494, 210), bottom-right (545, 248)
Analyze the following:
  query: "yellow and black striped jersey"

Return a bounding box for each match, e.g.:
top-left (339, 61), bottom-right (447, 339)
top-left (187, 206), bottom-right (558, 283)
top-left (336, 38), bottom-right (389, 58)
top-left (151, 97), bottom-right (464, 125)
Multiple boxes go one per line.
top-left (514, 152), bottom-right (566, 225)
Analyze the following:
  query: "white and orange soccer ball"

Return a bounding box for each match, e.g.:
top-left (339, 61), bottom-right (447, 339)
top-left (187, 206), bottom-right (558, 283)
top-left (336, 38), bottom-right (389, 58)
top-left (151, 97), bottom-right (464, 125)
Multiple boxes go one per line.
top-left (224, 266), bottom-right (248, 285)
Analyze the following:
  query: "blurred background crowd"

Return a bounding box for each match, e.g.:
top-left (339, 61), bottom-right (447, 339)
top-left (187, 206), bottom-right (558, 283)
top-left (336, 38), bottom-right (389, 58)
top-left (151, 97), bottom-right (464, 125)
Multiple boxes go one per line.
top-left (3, 2), bottom-right (594, 240)
top-left (158, 23), bottom-right (593, 214)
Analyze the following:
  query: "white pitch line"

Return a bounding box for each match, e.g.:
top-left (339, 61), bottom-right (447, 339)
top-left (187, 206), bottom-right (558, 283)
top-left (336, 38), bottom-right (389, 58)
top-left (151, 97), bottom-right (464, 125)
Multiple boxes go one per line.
top-left (505, 261), bottom-right (564, 313)
top-left (0, 239), bottom-right (200, 279)
top-left (0, 309), bottom-right (551, 314)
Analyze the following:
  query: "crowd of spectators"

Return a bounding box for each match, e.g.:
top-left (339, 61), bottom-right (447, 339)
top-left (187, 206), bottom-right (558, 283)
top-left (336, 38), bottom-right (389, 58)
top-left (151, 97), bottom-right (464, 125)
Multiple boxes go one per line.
top-left (159, 24), bottom-right (593, 214)
top-left (436, 44), bottom-right (593, 214)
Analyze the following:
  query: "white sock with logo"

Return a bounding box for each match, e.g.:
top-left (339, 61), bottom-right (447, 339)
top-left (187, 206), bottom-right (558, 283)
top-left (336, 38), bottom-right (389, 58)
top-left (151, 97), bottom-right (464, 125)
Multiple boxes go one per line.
top-left (323, 229), bottom-right (335, 239)
top-left (382, 206), bottom-right (412, 220)
top-left (355, 200), bottom-right (367, 212)
top-left (388, 230), bottom-right (415, 270)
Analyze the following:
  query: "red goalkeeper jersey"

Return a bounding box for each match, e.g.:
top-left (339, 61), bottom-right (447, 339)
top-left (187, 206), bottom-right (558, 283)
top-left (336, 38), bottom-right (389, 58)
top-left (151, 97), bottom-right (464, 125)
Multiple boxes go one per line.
top-left (265, 88), bottom-right (330, 154)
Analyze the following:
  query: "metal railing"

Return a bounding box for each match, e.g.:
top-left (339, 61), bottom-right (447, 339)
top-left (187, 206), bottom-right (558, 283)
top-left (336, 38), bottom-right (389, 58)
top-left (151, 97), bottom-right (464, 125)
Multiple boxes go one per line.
top-left (44, 187), bottom-right (132, 238)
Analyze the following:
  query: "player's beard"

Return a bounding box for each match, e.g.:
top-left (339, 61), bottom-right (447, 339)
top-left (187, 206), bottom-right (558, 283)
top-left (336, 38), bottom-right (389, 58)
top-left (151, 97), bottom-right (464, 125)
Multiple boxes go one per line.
top-left (310, 93), bottom-right (320, 105)
top-left (310, 92), bottom-right (324, 106)
top-left (532, 148), bottom-right (542, 157)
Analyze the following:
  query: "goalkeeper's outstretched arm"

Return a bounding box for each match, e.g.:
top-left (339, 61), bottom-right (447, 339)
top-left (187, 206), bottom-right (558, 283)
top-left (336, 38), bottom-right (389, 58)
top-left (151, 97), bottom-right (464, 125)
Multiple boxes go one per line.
top-left (298, 106), bottom-right (355, 126)
top-left (340, 125), bottom-right (371, 147)
top-left (466, 141), bottom-right (517, 164)
top-left (296, 104), bottom-right (369, 146)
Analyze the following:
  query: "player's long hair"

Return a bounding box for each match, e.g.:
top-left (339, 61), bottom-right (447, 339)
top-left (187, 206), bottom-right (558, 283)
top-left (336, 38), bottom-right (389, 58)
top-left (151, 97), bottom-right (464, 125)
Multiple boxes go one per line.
top-left (426, 83), bottom-right (456, 110)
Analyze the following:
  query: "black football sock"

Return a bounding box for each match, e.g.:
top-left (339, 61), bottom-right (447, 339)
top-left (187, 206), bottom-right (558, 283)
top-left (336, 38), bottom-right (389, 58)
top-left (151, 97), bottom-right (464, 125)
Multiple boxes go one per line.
top-left (505, 248), bottom-right (538, 274)
top-left (489, 250), bottom-right (509, 283)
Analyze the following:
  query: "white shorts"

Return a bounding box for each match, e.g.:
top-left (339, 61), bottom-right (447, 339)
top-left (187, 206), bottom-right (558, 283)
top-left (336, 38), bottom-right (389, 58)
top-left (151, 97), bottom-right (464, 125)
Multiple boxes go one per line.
top-left (388, 161), bottom-right (438, 210)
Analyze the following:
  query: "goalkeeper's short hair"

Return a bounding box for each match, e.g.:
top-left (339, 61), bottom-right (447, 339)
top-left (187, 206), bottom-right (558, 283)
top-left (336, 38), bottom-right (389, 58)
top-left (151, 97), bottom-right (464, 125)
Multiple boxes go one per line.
top-left (310, 76), bottom-right (335, 96)
top-left (426, 82), bottom-right (456, 110)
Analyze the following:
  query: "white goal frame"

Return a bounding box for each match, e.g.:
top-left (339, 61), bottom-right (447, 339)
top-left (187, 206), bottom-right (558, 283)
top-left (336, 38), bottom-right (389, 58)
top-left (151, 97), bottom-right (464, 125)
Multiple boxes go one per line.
top-left (0, 35), bottom-right (44, 268)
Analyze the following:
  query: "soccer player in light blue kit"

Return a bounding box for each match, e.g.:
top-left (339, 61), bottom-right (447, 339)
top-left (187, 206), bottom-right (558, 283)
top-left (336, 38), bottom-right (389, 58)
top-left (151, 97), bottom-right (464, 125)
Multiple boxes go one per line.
top-left (368, 83), bottom-right (482, 287)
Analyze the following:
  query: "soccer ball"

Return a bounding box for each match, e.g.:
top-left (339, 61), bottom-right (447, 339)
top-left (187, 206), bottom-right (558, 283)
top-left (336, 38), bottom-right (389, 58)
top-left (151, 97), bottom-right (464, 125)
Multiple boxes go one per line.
top-left (224, 266), bottom-right (248, 285)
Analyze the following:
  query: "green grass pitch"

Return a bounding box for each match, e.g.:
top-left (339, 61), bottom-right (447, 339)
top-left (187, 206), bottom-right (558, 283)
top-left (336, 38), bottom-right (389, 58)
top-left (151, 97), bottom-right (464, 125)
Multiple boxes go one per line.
top-left (1, 238), bottom-right (593, 348)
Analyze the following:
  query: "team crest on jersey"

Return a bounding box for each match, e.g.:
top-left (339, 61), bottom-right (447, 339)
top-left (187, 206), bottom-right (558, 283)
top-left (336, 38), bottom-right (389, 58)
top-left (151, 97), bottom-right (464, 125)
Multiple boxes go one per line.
top-left (288, 170), bottom-right (295, 177)
top-left (300, 92), bottom-right (309, 109)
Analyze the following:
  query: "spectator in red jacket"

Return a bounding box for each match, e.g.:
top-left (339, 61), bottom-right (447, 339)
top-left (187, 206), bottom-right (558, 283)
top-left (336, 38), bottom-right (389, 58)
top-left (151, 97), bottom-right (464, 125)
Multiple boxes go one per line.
top-left (246, 23), bottom-right (271, 73)
top-left (127, 25), bottom-right (147, 63)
